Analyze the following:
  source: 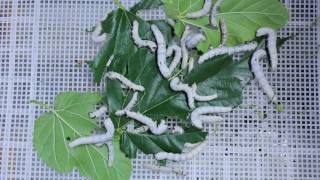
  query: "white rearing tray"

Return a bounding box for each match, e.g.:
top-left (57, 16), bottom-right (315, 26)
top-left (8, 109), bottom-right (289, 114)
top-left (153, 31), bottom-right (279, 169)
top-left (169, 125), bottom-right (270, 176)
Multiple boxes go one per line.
top-left (0, 0), bottom-right (319, 179)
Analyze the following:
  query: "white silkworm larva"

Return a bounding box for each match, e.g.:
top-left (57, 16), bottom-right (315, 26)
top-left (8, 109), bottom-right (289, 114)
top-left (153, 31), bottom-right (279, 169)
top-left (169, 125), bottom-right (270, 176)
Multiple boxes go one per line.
top-left (155, 140), bottom-right (207, 161)
top-left (165, 18), bottom-right (176, 28)
top-left (172, 126), bottom-right (184, 134)
top-left (92, 34), bottom-right (107, 43)
top-left (250, 49), bottom-right (279, 104)
top-left (198, 42), bottom-right (258, 64)
top-left (190, 106), bottom-right (233, 128)
top-left (69, 118), bottom-right (115, 148)
top-left (166, 44), bottom-right (182, 74)
top-left (132, 21), bottom-right (157, 52)
top-left (256, 27), bottom-right (278, 71)
top-left (219, 18), bottom-right (228, 47)
top-left (91, 23), bottom-right (107, 43)
top-left (126, 121), bottom-right (135, 132)
top-left (122, 110), bottom-right (168, 135)
top-left (106, 141), bottom-right (114, 167)
top-left (106, 71), bottom-right (145, 92)
top-left (210, 0), bottom-right (224, 28)
top-left (106, 55), bottom-right (114, 67)
top-left (188, 56), bottom-right (195, 73)
top-left (191, 83), bottom-right (218, 101)
top-left (124, 92), bottom-right (138, 110)
top-left (186, 0), bottom-right (212, 18)
top-left (69, 134), bottom-right (111, 148)
top-left (115, 92), bottom-right (139, 116)
top-left (170, 78), bottom-right (217, 109)
top-left (155, 120), bottom-right (168, 135)
top-left (89, 105), bottom-right (108, 118)
top-left (144, 164), bottom-right (186, 176)
top-left (92, 23), bottom-right (102, 38)
top-left (199, 115), bottom-right (224, 124)
top-left (184, 142), bottom-right (201, 149)
top-left (103, 117), bottom-right (115, 138)
top-left (151, 24), bottom-right (171, 78)
top-left (185, 33), bottom-right (206, 49)
top-left (170, 77), bottom-right (195, 109)
top-left (181, 26), bottom-right (192, 69)
top-left (95, 143), bottom-right (104, 147)
top-left (132, 126), bottom-right (149, 133)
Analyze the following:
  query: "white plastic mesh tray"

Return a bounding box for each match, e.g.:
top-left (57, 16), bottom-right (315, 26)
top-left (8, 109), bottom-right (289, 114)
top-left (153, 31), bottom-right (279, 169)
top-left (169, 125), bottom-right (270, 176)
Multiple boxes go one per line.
top-left (0, 0), bottom-right (319, 179)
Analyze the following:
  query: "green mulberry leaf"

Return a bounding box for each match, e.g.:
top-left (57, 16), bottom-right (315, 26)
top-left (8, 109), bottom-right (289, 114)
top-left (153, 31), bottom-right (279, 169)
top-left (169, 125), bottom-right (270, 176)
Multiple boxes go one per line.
top-left (121, 127), bottom-right (207, 158)
top-left (88, 1), bottom-right (172, 83)
top-left (185, 54), bottom-right (253, 107)
top-left (130, 0), bottom-right (163, 14)
top-left (164, 0), bottom-right (289, 52)
top-left (32, 92), bottom-right (132, 180)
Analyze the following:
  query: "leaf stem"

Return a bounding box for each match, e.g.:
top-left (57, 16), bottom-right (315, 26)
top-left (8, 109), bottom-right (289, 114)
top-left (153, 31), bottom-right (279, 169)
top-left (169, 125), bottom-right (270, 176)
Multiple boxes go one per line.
top-left (30, 100), bottom-right (54, 112)
top-left (114, 0), bottom-right (126, 10)
top-left (168, 69), bottom-right (184, 81)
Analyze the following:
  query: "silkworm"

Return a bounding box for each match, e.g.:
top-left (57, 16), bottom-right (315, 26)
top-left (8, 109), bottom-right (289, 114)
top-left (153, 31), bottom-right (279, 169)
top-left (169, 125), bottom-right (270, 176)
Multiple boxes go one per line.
top-left (132, 126), bottom-right (149, 133)
top-left (170, 77), bottom-right (217, 109)
top-left (198, 42), bottom-right (258, 64)
top-left (144, 164), bottom-right (186, 176)
top-left (124, 92), bottom-right (138, 110)
top-left (165, 18), bottom-right (176, 28)
top-left (181, 26), bottom-right (192, 69)
top-left (185, 0), bottom-right (212, 18)
top-left (106, 55), bottom-right (114, 67)
top-left (256, 27), bottom-right (278, 71)
top-left (151, 24), bottom-right (170, 78)
top-left (115, 92), bottom-right (139, 116)
top-left (132, 21), bottom-right (157, 52)
top-left (91, 23), bottom-right (107, 43)
top-left (172, 126), bottom-right (184, 134)
top-left (69, 118), bottom-right (115, 148)
top-left (92, 23), bottom-right (102, 38)
top-left (155, 140), bottom-right (207, 161)
top-left (121, 110), bottom-right (168, 135)
top-left (219, 18), bottom-right (228, 46)
top-left (95, 143), bottom-right (104, 147)
top-left (126, 121), bottom-right (149, 134)
top-left (184, 142), bottom-right (201, 149)
top-left (126, 121), bottom-right (135, 132)
top-left (89, 105), bottom-right (108, 118)
top-left (250, 49), bottom-right (279, 104)
top-left (170, 77), bottom-right (195, 108)
top-left (190, 106), bottom-right (233, 128)
top-left (198, 115), bottom-right (223, 124)
top-left (210, 0), bottom-right (224, 28)
top-left (106, 71), bottom-right (145, 92)
top-left (103, 117), bottom-right (115, 138)
top-left (191, 84), bottom-right (218, 101)
top-left (186, 33), bottom-right (206, 49)
top-left (106, 141), bottom-right (114, 167)
top-left (166, 44), bottom-right (182, 74)
top-left (188, 56), bottom-right (195, 73)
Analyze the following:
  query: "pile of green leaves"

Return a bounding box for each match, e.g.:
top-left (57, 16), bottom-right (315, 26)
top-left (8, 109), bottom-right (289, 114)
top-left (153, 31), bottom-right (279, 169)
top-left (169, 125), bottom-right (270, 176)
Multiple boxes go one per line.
top-left (32, 0), bottom-right (289, 179)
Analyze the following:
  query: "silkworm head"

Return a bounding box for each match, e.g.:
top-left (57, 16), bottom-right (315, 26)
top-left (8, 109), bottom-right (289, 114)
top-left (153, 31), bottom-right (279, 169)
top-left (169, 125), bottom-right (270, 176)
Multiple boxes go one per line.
top-left (192, 119), bottom-right (203, 129)
top-left (150, 45), bottom-right (157, 52)
top-left (88, 112), bottom-right (96, 119)
top-left (253, 49), bottom-right (267, 60)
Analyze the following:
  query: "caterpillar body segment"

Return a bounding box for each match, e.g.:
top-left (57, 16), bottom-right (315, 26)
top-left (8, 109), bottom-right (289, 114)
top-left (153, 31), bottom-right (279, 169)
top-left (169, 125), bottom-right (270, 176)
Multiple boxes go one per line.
top-left (256, 27), bottom-right (278, 71)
